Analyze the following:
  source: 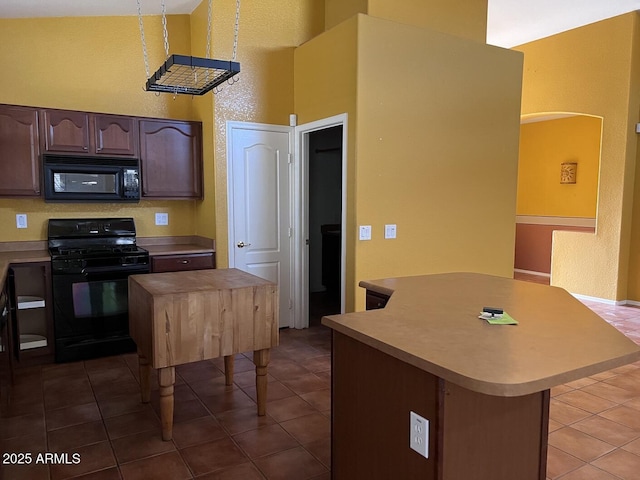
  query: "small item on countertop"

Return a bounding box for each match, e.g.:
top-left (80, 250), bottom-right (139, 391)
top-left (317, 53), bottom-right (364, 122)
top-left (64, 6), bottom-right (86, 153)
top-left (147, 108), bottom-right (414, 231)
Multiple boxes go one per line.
top-left (482, 307), bottom-right (504, 317)
top-left (478, 310), bottom-right (518, 325)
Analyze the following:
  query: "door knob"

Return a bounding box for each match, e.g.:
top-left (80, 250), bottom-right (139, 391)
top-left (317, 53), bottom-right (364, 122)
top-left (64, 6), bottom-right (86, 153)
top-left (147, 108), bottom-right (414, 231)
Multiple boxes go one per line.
top-left (237, 241), bottom-right (251, 248)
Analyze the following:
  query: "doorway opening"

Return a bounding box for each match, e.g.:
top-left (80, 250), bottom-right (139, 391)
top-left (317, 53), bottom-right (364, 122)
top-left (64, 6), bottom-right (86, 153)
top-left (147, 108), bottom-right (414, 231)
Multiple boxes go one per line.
top-left (514, 113), bottom-right (601, 285)
top-left (307, 125), bottom-right (343, 326)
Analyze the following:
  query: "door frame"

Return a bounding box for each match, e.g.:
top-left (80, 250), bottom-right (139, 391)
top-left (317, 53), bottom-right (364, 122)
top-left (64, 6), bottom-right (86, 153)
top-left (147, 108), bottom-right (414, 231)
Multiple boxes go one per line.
top-left (293, 113), bottom-right (348, 329)
top-left (226, 120), bottom-right (295, 328)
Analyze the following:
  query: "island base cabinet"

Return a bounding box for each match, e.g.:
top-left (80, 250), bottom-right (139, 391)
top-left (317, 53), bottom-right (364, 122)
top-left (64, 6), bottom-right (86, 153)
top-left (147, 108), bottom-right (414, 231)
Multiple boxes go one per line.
top-left (331, 332), bottom-right (548, 480)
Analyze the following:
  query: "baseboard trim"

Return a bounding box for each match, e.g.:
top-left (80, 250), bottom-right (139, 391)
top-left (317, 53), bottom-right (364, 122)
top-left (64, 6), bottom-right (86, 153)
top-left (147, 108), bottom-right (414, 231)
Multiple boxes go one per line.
top-left (571, 293), bottom-right (627, 306)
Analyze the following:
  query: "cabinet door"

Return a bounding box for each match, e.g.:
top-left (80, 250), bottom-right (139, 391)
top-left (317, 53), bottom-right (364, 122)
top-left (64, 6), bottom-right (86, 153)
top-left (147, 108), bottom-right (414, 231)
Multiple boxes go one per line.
top-left (94, 114), bottom-right (138, 157)
top-left (41, 109), bottom-right (91, 153)
top-left (365, 290), bottom-right (390, 310)
top-left (139, 120), bottom-right (203, 198)
top-left (0, 104), bottom-right (41, 196)
top-left (0, 283), bottom-right (13, 394)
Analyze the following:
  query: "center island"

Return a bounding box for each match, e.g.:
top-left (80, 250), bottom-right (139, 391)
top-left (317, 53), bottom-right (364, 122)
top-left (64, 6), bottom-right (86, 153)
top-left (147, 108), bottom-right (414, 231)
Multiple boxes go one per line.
top-left (321, 272), bottom-right (640, 480)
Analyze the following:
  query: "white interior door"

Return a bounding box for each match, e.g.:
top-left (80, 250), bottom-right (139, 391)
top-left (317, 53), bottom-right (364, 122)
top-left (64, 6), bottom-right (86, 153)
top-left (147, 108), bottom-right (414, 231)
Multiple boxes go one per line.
top-left (227, 122), bottom-right (293, 328)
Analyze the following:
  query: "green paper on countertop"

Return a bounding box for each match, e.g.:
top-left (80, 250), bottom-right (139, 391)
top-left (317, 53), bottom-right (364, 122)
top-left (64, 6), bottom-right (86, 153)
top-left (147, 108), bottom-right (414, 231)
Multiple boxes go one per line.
top-left (478, 311), bottom-right (518, 325)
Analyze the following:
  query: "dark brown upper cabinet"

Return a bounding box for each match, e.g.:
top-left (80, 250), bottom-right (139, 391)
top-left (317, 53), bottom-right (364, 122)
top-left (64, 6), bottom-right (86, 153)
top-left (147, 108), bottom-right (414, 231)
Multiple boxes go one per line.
top-left (93, 114), bottom-right (139, 157)
top-left (139, 119), bottom-right (203, 199)
top-left (41, 110), bottom-right (138, 157)
top-left (0, 104), bottom-right (41, 196)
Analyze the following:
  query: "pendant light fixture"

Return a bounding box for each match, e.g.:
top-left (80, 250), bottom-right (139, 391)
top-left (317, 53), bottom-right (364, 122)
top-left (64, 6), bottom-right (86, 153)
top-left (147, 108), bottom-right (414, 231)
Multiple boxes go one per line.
top-left (136, 0), bottom-right (241, 96)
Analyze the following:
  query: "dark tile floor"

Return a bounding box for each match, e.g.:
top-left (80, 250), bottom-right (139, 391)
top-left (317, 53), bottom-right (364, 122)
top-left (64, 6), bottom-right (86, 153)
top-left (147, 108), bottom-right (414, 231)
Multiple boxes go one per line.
top-left (2, 284), bottom-right (640, 479)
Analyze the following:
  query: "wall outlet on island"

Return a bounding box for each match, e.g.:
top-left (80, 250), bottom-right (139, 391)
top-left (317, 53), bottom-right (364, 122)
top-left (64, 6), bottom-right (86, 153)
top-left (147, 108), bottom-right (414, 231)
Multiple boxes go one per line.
top-left (410, 411), bottom-right (429, 459)
top-left (16, 214), bottom-right (28, 229)
top-left (155, 213), bottom-right (169, 226)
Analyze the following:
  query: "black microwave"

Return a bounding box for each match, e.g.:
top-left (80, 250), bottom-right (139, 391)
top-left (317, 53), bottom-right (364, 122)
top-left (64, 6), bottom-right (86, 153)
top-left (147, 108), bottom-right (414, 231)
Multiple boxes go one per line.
top-left (43, 155), bottom-right (141, 203)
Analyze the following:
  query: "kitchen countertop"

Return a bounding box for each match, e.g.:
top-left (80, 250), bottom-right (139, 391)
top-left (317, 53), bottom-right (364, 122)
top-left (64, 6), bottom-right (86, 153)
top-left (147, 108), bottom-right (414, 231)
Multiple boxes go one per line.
top-left (322, 272), bottom-right (640, 397)
top-left (0, 236), bottom-right (215, 287)
top-left (0, 248), bottom-right (50, 287)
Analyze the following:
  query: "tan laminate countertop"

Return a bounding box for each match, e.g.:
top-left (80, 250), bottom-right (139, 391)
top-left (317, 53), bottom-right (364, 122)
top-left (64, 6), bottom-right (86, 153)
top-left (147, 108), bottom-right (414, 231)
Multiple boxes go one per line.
top-left (0, 236), bottom-right (215, 287)
top-left (322, 272), bottom-right (640, 397)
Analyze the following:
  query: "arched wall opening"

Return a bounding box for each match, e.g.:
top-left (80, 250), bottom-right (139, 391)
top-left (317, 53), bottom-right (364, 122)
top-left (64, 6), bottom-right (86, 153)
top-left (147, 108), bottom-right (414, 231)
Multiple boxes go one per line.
top-left (514, 112), bottom-right (602, 279)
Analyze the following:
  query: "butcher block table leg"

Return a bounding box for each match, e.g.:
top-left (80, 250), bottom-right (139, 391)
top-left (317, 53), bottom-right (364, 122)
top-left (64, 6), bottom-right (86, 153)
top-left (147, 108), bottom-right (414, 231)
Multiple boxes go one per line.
top-left (158, 367), bottom-right (176, 441)
top-left (224, 355), bottom-right (234, 386)
top-left (254, 349), bottom-right (271, 416)
top-left (138, 351), bottom-right (151, 404)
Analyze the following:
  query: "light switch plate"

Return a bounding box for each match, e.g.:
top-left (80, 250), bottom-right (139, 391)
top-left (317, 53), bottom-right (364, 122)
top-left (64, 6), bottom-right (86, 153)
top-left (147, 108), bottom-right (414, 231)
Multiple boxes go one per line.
top-left (359, 225), bottom-right (372, 241)
top-left (385, 224), bottom-right (397, 239)
top-left (16, 214), bottom-right (27, 229)
top-left (155, 212), bottom-right (169, 226)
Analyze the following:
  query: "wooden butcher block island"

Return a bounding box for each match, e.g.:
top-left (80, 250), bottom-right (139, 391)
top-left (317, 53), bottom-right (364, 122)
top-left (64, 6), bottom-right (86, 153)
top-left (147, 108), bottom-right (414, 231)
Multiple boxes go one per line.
top-left (322, 272), bottom-right (640, 480)
top-left (129, 268), bottom-right (278, 440)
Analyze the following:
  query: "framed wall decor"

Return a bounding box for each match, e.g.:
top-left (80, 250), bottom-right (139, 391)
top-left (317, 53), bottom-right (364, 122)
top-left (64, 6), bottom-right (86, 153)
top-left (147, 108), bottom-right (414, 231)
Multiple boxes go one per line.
top-left (560, 162), bottom-right (577, 184)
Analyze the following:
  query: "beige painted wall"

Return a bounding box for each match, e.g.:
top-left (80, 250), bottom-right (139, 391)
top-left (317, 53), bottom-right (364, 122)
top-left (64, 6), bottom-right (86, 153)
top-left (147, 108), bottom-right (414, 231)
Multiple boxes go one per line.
top-left (296, 14), bottom-right (523, 311)
top-left (516, 12), bottom-right (640, 301)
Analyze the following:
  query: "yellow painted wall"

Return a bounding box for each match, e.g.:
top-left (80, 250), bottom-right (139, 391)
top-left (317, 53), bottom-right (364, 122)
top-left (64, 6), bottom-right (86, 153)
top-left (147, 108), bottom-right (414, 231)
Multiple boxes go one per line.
top-left (624, 14), bottom-right (640, 301)
top-left (516, 12), bottom-right (640, 301)
top-left (0, 1), bottom-right (324, 246)
top-left (325, 0), bottom-right (487, 42)
top-left (296, 14), bottom-right (523, 311)
top-left (325, 0), bottom-right (368, 29)
top-left (295, 16), bottom-right (359, 310)
top-left (211, 0), bottom-right (325, 268)
top-left (190, 1), bottom-right (216, 240)
top-left (368, 0), bottom-right (487, 43)
top-left (517, 116), bottom-right (601, 218)
top-left (355, 15), bottom-right (521, 307)
top-left (0, 15), bottom-right (198, 241)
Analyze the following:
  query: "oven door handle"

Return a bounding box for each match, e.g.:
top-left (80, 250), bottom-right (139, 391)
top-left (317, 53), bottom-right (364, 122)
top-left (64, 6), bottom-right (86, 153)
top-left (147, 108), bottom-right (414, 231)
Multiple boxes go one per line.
top-left (81, 265), bottom-right (149, 275)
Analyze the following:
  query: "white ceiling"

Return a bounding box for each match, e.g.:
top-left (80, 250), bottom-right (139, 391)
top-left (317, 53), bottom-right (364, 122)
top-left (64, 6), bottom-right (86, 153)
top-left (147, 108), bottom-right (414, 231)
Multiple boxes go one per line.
top-left (0, 0), bottom-right (638, 48)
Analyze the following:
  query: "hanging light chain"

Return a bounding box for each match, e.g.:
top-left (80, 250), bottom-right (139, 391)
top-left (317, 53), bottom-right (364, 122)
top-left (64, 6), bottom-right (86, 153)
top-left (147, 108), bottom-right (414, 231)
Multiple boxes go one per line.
top-left (136, 0), bottom-right (150, 78)
top-left (206, 0), bottom-right (213, 59)
top-left (161, 0), bottom-right (170, 58)
top-left (232, 0), bottom-right (241, 61)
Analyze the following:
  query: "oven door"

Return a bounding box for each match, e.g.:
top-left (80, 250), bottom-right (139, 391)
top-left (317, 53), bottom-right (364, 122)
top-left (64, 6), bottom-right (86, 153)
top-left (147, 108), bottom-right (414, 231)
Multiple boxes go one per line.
top-left (51, 264), bottom-right (148, 361)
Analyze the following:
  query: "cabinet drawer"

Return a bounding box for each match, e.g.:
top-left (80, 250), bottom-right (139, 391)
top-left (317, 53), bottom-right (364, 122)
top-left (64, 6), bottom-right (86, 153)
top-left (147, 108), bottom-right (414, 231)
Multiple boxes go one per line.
top-left (151, 253), bottom-right (215, 273)
top-left (365, 290), bottom-right (390, 310)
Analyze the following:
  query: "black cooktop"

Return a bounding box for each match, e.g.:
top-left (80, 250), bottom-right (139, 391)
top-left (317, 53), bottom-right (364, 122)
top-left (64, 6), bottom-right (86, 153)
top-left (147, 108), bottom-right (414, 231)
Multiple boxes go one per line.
top-left (48, 218), bottom-right (147, 260)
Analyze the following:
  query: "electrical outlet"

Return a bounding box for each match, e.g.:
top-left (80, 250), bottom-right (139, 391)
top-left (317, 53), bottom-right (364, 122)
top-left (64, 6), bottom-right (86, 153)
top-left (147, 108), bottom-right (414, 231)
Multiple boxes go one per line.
top-left (410, 411), bottom-right (429, 458)
top-left (155, 213), bottom-right (169, 226)
top-left (359, 225), bottom-right (372, 241)
top-left (16, 214), bottom-right (28, 229)
top-left (385, 224), bottom-right (397, 239)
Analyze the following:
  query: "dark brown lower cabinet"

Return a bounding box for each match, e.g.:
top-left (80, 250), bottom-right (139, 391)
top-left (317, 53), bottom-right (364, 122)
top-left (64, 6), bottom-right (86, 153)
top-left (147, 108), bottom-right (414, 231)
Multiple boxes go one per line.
top-left (9, 262), bottom-right (55, 366)
top-left (365, 289), bottom-right (390, 310)
top-left (0, 282), bottom-right (13, 404)
top-left (331, 332), bottom-right (548, 480)
top-left (151, 252), bottom-right (216, 273)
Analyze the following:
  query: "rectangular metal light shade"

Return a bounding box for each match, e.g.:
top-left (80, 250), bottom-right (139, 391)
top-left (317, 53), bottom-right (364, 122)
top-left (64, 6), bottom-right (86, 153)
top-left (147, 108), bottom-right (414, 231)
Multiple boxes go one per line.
top-left (146, 54), bottom-right (241, 95)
